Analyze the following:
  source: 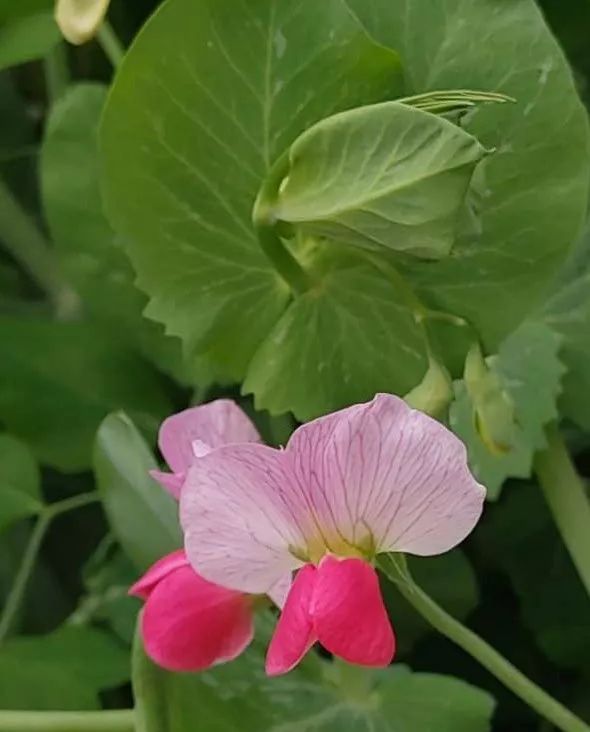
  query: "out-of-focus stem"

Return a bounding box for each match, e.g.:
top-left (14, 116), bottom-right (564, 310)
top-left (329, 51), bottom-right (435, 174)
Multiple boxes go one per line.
top-left (0, 177), bottom-right (79, 318)
top-left (0, 710), bottom-right (134, 732)
top-left (534, 424), bottom-right (590, 596)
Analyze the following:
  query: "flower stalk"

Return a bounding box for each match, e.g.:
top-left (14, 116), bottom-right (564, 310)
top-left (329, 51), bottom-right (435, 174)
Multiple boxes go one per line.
top-left (252, 151), bottom-right (312, 295)
top-left (0, 710), bottom-right (134, 732)
top-left (379, 553), bottom-right (590, 732)
top-left (96, 22), bottom-right (125, 68)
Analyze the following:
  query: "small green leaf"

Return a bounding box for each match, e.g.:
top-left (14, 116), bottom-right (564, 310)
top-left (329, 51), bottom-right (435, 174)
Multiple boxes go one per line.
top-left (0, 434), bottom-right (42, 533)
top-left (450, 321), bottom-right (565, 499)
top-left (275, 102), bottom-right (486, 259)
top-left (243, 249), bottom-right (425, 420)
top-left (94, 412), bottom-right (181, 572)
top-left (100, 0), bottom-right (403, 382)
top-left (0, 316), bottom-right (172, 471)
top-left (41, 83), bottom-right (190, 383)
top-left (0, 11), bottom-right (59, 71)
top-left (133, 617), bottom-right (494, 731)
top-left (0, 624), bottom-right (129, 710)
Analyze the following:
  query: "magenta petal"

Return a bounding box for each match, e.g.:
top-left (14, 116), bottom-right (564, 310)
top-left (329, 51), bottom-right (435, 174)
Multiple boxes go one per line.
top-left (266, 565), bottom-right (318, 676)
top-left (141, 562), bottom-right (254, 672)
top-left (129, 550), bottom-right (188, 600)
top-left (311, 555), bottom-right (395, 667)
top-left (159, 400), bottom-right (261, 474)
top-left (149, 469), bottom-right (184, 500)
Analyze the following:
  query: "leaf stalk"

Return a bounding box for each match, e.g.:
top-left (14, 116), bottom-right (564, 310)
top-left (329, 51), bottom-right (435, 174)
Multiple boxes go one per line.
top-left (253, 151), bottom-right (312, 295)
top-left (0, 176), bottom-right (79, 319)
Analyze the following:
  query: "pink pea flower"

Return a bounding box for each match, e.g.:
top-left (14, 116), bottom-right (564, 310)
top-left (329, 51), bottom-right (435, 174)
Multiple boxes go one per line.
top-left (180, 393), bottom-right (485, 676)
top-left (130, 399), bottom-right (288, 672)
top-left (150, 398), bottom-right (261, 498)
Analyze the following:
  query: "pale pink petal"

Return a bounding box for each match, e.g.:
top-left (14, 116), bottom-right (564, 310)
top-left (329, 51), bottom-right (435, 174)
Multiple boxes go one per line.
top-left (180, 444), bottom-right (304, 596)
top-left (140, 561), bottom-right (254, 672)
top-left (191, 439), bottom-right (211, 458)
top-left (159, 399), bottom-right (260, 474)
top-left (149, 469), bottom-right (184, 500)
top-left (311, 556), bottom-right (394, 667)
top-left (267, 574), bottom-right (292, 609)
top-left (266, 565), bottom-right (318, 676)
top-left (285, 393), bottom-right (485, 557)
top-left (129, 549), bottom-right (187, 600)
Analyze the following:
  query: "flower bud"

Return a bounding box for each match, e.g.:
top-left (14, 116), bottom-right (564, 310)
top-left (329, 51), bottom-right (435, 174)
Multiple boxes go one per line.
top-left (55, 0), bottom-right (110, 44)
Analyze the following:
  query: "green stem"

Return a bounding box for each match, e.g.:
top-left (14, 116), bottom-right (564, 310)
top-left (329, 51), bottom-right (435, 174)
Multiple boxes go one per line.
top-left (0, 493), bottom-right (99, 642)
top-left (43, 41), bottom-right (69, 102)
top-left (0, 514), bottom-right (50, 642)
top-left (0, 710), bottom-right (134, 732)
top-left (0, 176), bottom-right (79, 318)
top-left (47, 491), bottom-right (100, 519)
top-left (96, 22), bottom-right (125, 69)
top-left (253, 150), bottom-right (312, 294)
top-left (380, 554), bottom-right (590, 732)
top-left (534, 425), bottom-right (590, 597)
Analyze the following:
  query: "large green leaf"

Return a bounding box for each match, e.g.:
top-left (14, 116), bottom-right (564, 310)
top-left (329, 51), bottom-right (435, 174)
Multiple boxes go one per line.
top-left (41, 83), bottom-right (190, 383)
top-left (0, 10), bottom-right (59, 70)
top-left (0, 625), bottom-right (129, 710)
top-left (94, 412), bottom-right (181, 572)
top-left (346, 0), bottom-right (590, 351)
top-left (0, 1), bottom-right (53, 21)
top-left (0, 434), bottom-right (42, 533)
top-left (275, 102), bottom-right (486, 258)
top-left (0, 316), bottom-right (171, 471)
top-left (243, 248), bottom-right (425, 418)
top-left (100, 0), bottom-right (403, 383)
top-left (133, 620), bottom-right (494, 732)
top-left (450, 321), bottom-right (564, 499)
top-left (541, 228), bottom-right (590, 431)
